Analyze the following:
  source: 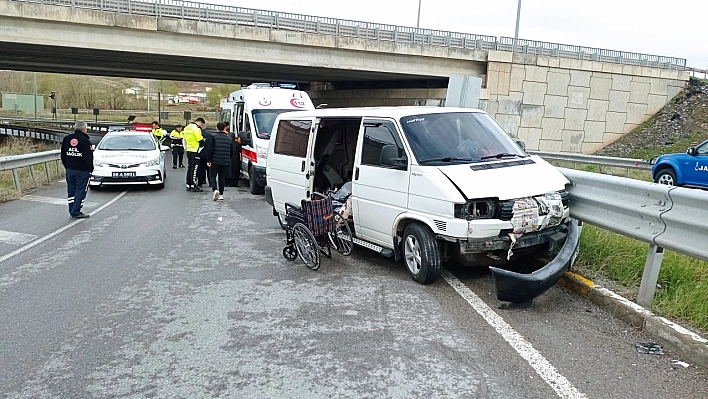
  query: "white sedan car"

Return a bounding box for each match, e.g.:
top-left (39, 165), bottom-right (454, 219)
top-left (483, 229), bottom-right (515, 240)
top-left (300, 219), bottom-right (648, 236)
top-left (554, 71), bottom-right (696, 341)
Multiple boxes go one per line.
top-left (90, 130), bottom-right (167, 189)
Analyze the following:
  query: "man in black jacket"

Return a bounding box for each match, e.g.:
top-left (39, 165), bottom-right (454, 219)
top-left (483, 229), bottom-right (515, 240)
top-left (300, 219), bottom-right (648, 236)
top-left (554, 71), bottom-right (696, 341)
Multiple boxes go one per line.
top-left (205, 122), bottom-right (233, 201)
top-left (60, 121), bottom-right (94, 219)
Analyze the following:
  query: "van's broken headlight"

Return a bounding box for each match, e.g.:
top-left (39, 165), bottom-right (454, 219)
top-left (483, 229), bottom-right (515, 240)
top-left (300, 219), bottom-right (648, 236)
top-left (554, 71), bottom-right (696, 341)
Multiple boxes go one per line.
top-left (454, 199), bottom-right (497, 220)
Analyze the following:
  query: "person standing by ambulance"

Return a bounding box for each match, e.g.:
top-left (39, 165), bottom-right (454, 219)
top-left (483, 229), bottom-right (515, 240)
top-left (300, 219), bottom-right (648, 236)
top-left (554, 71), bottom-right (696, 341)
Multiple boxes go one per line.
top-left (60, 120), bottom-right (93, 219)
top-left (183, 118), bottom-right (205, 192)
top-left (169, 124), bottom-right (185, 169)
top-left (205, 122), bottom-right (233, 201)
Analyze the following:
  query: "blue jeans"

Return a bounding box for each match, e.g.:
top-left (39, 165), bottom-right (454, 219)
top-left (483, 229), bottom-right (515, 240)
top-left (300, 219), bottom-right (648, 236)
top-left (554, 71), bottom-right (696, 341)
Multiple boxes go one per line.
top-left (66, 168), bottom-right (91, 216)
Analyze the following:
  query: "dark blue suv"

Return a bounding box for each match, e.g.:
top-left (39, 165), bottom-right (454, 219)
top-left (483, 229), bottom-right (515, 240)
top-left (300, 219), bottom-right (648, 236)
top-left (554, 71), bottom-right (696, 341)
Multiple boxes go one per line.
top-left (651, 139), bottom-right (708, 188)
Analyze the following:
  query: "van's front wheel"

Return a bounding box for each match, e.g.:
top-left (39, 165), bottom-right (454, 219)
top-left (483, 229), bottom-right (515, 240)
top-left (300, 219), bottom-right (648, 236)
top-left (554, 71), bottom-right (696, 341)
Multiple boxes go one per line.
top-left (402, 223), bottom-right (442, 284)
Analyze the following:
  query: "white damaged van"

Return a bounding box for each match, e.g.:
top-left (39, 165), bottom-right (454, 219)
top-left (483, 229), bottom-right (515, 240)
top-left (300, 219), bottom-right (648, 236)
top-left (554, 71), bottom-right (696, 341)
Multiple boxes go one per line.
top-left (265, 107), bottom-right (577, 300)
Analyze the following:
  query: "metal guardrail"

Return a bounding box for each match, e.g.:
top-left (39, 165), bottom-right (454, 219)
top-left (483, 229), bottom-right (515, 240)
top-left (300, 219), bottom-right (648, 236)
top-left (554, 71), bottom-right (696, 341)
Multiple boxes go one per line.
top-left (530, 150), bottom-right (652, 171)
top-left (0, 150), bottom-right (62, 191)
top-left (8, 0), bottom-right (688, 70)
top-left (0, 124), bottom-right (64, 144)
top-left (559, 167), bottom-right (708, 307)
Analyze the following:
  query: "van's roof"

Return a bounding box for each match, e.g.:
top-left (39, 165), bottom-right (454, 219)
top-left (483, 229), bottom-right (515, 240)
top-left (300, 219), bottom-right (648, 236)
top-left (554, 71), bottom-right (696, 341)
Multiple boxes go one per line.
top-left (275, 106), bottom-right (484, 120)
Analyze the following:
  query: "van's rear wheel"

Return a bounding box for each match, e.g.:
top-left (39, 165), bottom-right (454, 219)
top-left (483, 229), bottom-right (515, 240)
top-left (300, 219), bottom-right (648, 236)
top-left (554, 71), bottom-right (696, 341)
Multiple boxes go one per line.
top-left (402, 223), bottom-right (442, 284)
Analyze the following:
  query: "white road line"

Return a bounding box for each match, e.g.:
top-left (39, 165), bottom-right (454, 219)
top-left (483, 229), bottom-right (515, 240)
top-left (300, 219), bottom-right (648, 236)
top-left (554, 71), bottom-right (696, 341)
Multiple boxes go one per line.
top-left (443, 271), bottom-right (588, 399)
top-left (0, 230), bottom-right (38, 246)
top-left (21, 195), bottom-right (97, 207)
top-left (0, 190), bottom-right (129, 265)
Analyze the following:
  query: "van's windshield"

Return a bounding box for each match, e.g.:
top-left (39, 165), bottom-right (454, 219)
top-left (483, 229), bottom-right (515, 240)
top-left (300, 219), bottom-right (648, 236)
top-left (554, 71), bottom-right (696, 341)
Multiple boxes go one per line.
top-left (252, 109), bottom-right (291, 139)
top-left (399, 112), bottom-right (527, 165)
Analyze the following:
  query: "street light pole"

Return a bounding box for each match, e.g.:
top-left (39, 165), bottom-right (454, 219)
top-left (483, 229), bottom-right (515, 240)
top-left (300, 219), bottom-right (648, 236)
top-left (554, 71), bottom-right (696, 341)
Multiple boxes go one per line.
top-left (416, 0), bottom-right (422, 28)
top-left (513, 0), bottom-right (522, 51)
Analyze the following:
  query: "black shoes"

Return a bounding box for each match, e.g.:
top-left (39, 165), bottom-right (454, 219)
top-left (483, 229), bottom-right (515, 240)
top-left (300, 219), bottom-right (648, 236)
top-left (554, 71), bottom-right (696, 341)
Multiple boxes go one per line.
top-left (71, 213), bottom-right (90, 219)
top-left (172, 165), bottom-right (177, 169)
top-left (179, 165), bottom-right (185, 168)
top-left (193, 186), bottom-right (203, 192)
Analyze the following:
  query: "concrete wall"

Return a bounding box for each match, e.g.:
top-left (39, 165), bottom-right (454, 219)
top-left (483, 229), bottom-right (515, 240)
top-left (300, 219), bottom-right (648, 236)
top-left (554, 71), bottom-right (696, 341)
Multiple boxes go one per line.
top-left (308, 88), bottom-right (447, 108)
top-left (480, 51), bottom-right (690, 153)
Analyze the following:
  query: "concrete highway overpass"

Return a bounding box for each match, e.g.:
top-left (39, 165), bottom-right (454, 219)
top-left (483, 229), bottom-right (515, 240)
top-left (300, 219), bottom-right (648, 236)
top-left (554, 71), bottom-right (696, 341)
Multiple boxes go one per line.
top-left (0, 0), bottom-right (692, 153)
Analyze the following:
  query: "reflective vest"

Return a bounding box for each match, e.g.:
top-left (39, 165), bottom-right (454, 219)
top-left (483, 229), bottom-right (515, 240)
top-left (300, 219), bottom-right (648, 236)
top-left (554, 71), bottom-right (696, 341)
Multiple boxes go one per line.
top-left (152, 127), bottom-right (165, 138)
top-left (170, 130), bottom-right (184, 147)
top-left (183, 123), bottom-right (204, 152)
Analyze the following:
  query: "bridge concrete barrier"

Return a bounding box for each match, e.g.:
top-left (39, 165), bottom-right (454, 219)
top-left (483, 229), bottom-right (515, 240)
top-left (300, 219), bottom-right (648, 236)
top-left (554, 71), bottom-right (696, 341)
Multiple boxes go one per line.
top-left (480, 51), bottom-right (691, 154)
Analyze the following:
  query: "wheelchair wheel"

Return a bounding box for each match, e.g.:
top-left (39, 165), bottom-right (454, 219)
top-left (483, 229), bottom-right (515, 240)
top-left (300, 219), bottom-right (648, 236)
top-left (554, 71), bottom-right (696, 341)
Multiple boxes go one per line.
top-left (282, 245), bottom-right (298, 261)
top-left (331, 214), bottom-right (354, 256)
top-left (292, 223), bottom-right (320, 270)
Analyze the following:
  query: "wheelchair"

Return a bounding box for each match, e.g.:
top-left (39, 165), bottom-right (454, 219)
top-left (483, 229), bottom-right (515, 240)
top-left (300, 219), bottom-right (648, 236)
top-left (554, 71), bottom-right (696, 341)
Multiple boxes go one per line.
top-left (282, 192), bottom-right (353, 270)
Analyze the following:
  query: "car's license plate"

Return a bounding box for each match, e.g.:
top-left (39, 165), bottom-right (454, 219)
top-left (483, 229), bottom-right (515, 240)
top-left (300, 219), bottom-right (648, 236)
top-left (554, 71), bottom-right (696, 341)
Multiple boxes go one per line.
top-left (112, 171), bottom-right (136, 178)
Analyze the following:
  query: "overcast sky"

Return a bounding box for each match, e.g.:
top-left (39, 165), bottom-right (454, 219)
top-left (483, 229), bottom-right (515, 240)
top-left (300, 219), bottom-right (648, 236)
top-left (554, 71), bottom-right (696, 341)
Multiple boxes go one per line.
top-left (209, 0), bottom-right (708, 70)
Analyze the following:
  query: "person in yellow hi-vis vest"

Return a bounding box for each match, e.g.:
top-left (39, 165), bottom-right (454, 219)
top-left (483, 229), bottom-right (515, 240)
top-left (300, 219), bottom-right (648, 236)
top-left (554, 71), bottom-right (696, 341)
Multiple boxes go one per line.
top-left (151, 121), bottom-right (165, 145)
top-left (183, 118), bottom-right (205, 192)
top-left (169, 124), bottom-right (185, 169)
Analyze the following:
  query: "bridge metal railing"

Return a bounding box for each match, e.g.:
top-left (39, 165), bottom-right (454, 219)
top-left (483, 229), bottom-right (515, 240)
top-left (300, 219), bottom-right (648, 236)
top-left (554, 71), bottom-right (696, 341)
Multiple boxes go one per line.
top-left (499, 37), bottom-right (687, 70)
top-left (9, 0), bottom-right (688, 70)
top-left (0, 150), bottom-right (62, 191)
top-left (559, 168), bottom-right (708, 308)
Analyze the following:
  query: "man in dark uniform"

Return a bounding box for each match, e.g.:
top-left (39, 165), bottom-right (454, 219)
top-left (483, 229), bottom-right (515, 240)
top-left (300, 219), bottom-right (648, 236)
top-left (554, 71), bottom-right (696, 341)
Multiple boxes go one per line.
top-left (61, 120), bottom-right (93, 219)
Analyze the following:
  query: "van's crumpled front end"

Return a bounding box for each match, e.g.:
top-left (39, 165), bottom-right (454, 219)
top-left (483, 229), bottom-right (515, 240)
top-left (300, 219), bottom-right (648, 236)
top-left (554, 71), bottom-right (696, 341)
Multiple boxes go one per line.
top-left (451, 191), bottom-right (570, 266)
top-left (410, 155), bottom-right (575, 302)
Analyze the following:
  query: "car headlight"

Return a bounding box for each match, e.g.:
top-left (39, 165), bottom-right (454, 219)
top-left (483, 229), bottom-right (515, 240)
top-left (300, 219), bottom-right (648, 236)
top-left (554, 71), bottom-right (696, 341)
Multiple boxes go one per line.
top-left (93, 159), bottom-right (107, 167)
top-left (454, 199), bottom-right (497, 220)
top-left (257, 146), bottom-right (268, 159)
top-left (141, 157), bottom-right (161, 167)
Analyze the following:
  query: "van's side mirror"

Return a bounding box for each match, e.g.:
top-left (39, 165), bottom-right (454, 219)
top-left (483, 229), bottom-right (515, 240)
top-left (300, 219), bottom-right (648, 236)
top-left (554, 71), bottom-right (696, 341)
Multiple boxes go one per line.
top-left (515, 140), bottom-right (527, 152)
top-left (688, 147), bottom-right (697, 156)
top-left (238, 131), bottom-right (251, 147)
top-left (160, 145), bottom-right (169, 152)
top-left (380, 144), bottom-right (408, 170)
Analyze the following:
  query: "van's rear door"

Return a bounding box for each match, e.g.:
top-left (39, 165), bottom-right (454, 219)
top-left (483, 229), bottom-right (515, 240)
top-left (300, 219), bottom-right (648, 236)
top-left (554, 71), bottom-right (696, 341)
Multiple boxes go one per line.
top-left (268, 117), bottom-right (316, 214)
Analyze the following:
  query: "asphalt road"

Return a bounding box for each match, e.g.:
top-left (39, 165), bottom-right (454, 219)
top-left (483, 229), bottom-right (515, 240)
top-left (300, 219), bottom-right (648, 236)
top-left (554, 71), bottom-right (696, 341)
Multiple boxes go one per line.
top-left (1, 166), bottom-right (707, 398)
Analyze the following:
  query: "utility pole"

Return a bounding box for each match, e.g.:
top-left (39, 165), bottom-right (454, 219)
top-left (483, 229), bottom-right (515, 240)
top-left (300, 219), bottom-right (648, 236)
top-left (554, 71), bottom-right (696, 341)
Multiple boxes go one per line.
top-left (147, 80), bottom-right (150, 112)
top-left (33, 72), bottom-right (37, 120)
top-left (416, 0), bottom-right (422, 28)
top-left (514, 0), bottom-right (522, 51)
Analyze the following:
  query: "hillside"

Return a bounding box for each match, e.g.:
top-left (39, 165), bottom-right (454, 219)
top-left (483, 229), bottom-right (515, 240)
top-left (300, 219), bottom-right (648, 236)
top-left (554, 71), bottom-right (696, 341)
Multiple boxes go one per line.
top-left (596, 77), bottom-right (708, 159)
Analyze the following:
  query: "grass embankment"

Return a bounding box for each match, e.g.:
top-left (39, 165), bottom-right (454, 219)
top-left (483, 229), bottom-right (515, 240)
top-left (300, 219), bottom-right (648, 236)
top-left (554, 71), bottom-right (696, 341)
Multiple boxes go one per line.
top-left (574, 225), bottom-right (708, 333)
top-left (0, 137), bottom-right (64, 202)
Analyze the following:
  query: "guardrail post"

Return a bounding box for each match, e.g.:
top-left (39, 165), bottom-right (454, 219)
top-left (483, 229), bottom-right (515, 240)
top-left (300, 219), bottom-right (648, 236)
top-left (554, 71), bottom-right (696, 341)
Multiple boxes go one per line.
top-left (29, 165), bottom-right (36, 185)
top-left (44, 162), bottom-right (51, 183)
top-left (11, 169), bottom-right (21, 192)
top-left (637, 244), bottom-right (665, 308)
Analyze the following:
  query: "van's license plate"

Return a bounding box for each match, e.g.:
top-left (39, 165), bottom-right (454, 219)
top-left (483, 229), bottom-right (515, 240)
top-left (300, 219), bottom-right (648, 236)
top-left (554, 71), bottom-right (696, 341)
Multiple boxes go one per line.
top-left (112, 172), bottom-right (136, 178)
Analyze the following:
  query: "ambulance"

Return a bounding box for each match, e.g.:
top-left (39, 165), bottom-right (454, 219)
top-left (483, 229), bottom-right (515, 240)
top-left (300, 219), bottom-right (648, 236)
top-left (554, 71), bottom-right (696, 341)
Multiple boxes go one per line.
top-left (223, 84), bottom-right (315, 194)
